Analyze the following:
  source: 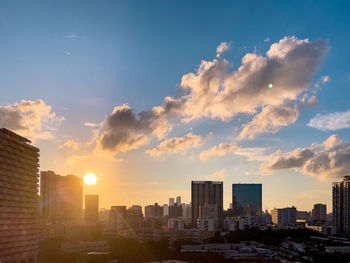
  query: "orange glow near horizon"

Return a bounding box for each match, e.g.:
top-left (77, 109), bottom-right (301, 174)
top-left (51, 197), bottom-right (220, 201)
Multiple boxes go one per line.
top-left (84, 173), bottom-right (97, 185)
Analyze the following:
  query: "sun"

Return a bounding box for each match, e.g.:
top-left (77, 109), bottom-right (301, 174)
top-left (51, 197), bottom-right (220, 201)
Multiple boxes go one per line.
top-left (84, 173), bottom-right (97, 185)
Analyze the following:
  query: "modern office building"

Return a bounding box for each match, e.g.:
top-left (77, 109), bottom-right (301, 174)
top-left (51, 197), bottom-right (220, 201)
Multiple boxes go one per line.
top-left (333, 176), bottom-right (350, 234)
top-left (109, 206), bottom-right (127, 231)
top-left (312, 203), bottom-right (327, 222)
top-left (232, 184), bottom-right (262, 216)
top-left (169, 198), bottom-right (175, 206)
top-left (145, 203), bottom-right (163, 219)
top-left (271, 206), bottom-right (297, 226)
top-left (41, 171), bottom-right (83, 223)
top-left (191, 181), bottom-right (223, 229)
top-left (0, 128), bottom-right (40, 262)
top-left (85, 195), bottom-right (99, 223)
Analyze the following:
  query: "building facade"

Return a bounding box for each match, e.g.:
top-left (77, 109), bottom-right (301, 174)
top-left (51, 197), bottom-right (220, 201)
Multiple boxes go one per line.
top-left (85, 195), bottom-right (99, 223)
top-left (333, 176), bottom-right (350, 235)
top-left (40, 171), bottom-right (83, 223)
top-left (232, 184), bottom-right (262, 216)
top-left (0, 128), bottom-right (40, 262)
top-left (145, 203), bottom-right (163, 219)
top-left (191, 181), bottom-right (223, 229)
top-left (109, 206), bottom-right (126, 231)
top-left (312, 203), bottom-right (327, 222)
top-left (271, 206), bottom-right (297, 226)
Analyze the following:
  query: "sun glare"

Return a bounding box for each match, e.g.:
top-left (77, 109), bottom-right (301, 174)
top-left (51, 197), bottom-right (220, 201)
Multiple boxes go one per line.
top-left (84, 173), bottom-right (97, 185)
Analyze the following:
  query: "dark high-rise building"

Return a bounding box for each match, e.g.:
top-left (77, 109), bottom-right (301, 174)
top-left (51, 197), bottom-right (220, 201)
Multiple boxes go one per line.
top-left (40, 171), bottom-right (83, 223)
top-left (232, 184), bottom-right (262, 216)
top-left (312, 203), bottom-right (326, 222)
top-left (0, 128), bottom-right (40, 262)
top-left (85, 195), bottom-right (99, 223)
top-left (126, 205), bottom-right (143, 231)
top-left (333, 176), bottom-right (350, 234)
top-left (169, 203), bottom-right (183, 218)
top-left (191, 181), bottom-right (223, 229)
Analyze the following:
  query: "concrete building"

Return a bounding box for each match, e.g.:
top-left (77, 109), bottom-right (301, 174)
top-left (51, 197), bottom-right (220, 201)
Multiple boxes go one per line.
top-left (333, 176), bottom-right (350, 235)
top-left (312, 203), bottom-right (327, 222)
top-left (40, 171), bottom-right (83, 223)
top-left (126, 205), bottom-right (143, 231)
top-left (232, 184), bottom-right (262, 216)
top-left (271, 206), bottom-right (297, 226)
top-left (145, 203), bottom-right (163, 219)
top-left (168, 218), bottom-right (184, 231)
top-left (163, 204), bottom-right (169, 216)
top-left (0, 128), bottom-right (40, 262)
top-left (176, 196), bottom-right (181, 205)
top-left (169, 198), bottom-right (175, 206)
top-left (191, 181), bottom-right (223, 229)
top-left (85, 195), bottom-right (99, 223)
top-left (169, 203), bottom-right (183, 218)
top-left (109, 206), bottom-right (126, 231)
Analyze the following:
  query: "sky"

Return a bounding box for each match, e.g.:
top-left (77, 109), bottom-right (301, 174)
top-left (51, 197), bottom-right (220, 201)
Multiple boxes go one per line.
top-left (1, 0), bottom-right (350, 212)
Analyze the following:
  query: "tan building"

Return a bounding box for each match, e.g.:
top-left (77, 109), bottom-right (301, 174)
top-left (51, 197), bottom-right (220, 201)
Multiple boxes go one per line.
top-left (40, 171), bottom-right (83, 223)
top-left (0, 128), bottom-right (40, 262)
top-left (85, 195), bottom-right (99, 223)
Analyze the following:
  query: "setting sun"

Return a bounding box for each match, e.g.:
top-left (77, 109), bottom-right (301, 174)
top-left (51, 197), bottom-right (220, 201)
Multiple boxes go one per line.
top-left (84, 173), bottom-right (97, 185)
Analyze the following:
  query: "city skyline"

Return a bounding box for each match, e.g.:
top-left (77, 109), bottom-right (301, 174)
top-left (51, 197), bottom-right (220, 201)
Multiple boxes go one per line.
top-left (1, 1), bottom-right (350, 212)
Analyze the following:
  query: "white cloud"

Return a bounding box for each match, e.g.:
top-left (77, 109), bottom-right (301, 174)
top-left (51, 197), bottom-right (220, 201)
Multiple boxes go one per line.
top-left (211, 169), bottom-right (228, 179)
top-left (146, 132), bottom-right (201, 157)
top-left (200, 142), bottom-right (239, 160)
top-left (261, 134), bottom-right (350, 180)
top-left (59, 138), bottom-right (80, 150)
top-left (321, 75), bottom-right (330, 83)
top-left (84, 122), bottom-right (99, 128)
top-left (0, 99), bottom-right (64, 141)
top-left (216, 42), bottom-right (231, 58)
top-left (264, 38), bottom-right (270, 42)
top-left (308, 109), bottom-right (350, 131)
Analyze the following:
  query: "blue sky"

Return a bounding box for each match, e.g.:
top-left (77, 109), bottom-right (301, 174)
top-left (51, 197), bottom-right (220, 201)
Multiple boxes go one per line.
top-left (1, 0), bottom-right (350, 211)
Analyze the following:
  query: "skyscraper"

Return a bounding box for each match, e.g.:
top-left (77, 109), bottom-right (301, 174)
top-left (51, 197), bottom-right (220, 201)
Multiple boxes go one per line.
top-left (0, 128), bottom-right (40, 262)
top-left (169, 198), bottom-right (175, 206)
top-left (191, 181), bottom-right (223, 229)
top-left (312, 203), bottom-right (327, 222)
top-left (85, 195), bottom-right (99, 223)
top-left (109, 206), bottom-right (127, 231)
top-left (232, 184), bottom-right (262, 216)
top-left (333, 176), bottom-right (350, 234)
top-left (41, 171), bottom-right (83, 223)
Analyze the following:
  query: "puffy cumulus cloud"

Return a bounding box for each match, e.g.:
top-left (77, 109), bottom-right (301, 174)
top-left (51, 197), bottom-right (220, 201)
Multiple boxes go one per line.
top-left (96, 99), bottom-right (182, 154)
top-left (146, 132), bottom-right (201, 157)
top-left (59, 138), bottom-right (80, 150)
top-left (0, 99), bottom-right (64, 140)
top-left (211, 169), bottom-right (228, 179)
top-left (308, 109), bottom-right (350, 131)
top-left (238, 96), bottom-right (317, 139)
top-left (216, 42), bottom-right (231, 58)
top-left (200, 142), bottom-right (239, 160)
top-left (261, 134), bottom-right (350, 180)
top-left (181, 36), bottom-right (327, 135)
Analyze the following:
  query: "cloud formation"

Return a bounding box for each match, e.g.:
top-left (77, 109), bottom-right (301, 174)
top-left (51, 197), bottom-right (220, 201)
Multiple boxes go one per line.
top-left (84, 122), bottom-right (99, 128)
top-left (216, 42), bottom-right (231, 58)
top-left (308, 109), bottom-right (350, 131)
top-left (0, 99), bottom-right (63, 140)
top-left (95, 36), bottom-right (327, 156)
top-left (59, 138), bottom-right (80, 150)
top-left (261, 134), bottom-right (350, 180)
top-left (211, 169), bottom-right (228, 179)
top-left (147, 132), bottom-right (201, 157)
top-left (200, 142), bottom-right (239, 160)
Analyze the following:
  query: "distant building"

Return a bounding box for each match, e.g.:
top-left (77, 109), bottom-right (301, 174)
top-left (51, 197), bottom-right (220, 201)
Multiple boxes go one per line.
top-left (176, 196), bottom-right (182, 204)
top-left (169, 198), bottom-right (175, 206)
top-left (85, 195), bottom-right (99, 223)
top-left (145, 203), bottom-right (163, 219)
top-left (232, 184), bottom-right (262, 216)
top-left (0, 128), bottom-right (40, 262)
top-left (333, 176), bottom-right (350, 234)
top-left (297, 210), bottom-right (311, 221)
top-left (163, 204), bottom-right (169, 216)
top-left (109, 206), bottom-right (126, 231)
top-left (312, 203), bottom-right (327, 222)
top-left (126, 205), bottom-right (143, 231)
top-left (169, 203), bottom-right (183, 218)
top-left (98, 208), bottom-right (110, 223)
top-left (271, 206), bottom-right (297, 226)
top-left (41, 171), bottom-right (83, 223)
top-left (191, 181), bottom-right (223, 229)
top-left (168, 218), bottom-right (184, 231)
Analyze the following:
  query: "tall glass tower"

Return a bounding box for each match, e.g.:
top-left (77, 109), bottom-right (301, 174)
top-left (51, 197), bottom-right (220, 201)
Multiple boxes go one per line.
top-left (232, 184), bottom-right (262, 216)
